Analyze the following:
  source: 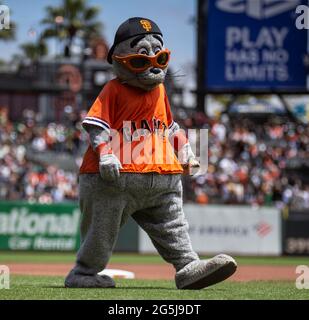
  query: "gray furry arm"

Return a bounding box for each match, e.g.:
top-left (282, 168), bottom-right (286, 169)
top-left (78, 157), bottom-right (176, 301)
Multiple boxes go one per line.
top-left (87, 126), bottom-right (110, 151)
top-left (168, 121), bottom-right (197, 164)
top-left (168, 121), bottom-right (181, 138)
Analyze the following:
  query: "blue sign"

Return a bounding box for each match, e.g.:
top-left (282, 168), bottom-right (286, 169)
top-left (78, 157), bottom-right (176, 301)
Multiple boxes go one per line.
top-left (206, 0), bottom-right (308, 91)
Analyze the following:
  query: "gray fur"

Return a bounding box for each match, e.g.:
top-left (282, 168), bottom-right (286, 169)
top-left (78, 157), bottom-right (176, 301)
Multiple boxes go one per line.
top-left (175, 254), bottom-right (237, 289)
top-left (67, 173), bottom-right (198, 280)
top-left (112, 35), bottom-right (167, 91)
top-left (168, 121), bottom-right (180, 137)
top-left (65, 270), bottom-right (115, 288)
top-left (87, 126), bottom-right (122, 181)
top-left (88, 126), bottom-right (109, 150)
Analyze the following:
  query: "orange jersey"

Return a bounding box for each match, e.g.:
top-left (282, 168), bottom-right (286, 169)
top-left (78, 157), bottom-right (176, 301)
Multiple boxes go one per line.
top-left (80, 78), bottom-right (183, 174)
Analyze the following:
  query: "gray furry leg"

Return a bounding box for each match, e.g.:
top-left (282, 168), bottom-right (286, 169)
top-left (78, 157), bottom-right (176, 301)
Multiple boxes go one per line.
top-left (132, 174), bottom-right (237, 290)
top-left (132, 176), bottom-right (199, 272)
top-left (65, 174), bottom-right (127, 288)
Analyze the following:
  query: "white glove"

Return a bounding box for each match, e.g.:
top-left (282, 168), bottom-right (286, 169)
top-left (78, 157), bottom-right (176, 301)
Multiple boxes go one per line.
top-left (178, 143), bottom-right (200, 175)
top-left (177, 143), bottom-right (195, 165)
top-left (99, 154), bottom-right (123, 182)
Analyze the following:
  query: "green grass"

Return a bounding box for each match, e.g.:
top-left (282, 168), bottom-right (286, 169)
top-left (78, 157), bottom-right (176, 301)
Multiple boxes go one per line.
top-left (1, 253), bottom-right (308, 300)
top-left (1, 252), bottom-right (308, 266)
top-left (0, 275), bottom-right (307, 300)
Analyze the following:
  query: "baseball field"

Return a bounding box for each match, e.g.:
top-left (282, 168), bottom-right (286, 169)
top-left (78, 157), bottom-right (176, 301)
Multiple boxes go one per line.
top-left (0, 252), bottom-right (308, 300)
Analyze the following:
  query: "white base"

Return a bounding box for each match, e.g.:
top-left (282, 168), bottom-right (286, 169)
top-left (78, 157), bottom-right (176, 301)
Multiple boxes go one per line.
top-left (98, 269), bottom-right (135, 279)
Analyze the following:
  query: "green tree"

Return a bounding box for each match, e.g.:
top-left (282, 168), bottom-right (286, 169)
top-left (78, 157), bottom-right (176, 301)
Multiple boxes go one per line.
top-left (41, 0), bottom-right (102, 57)
top-left (20, 39), bottom-right (48, 61)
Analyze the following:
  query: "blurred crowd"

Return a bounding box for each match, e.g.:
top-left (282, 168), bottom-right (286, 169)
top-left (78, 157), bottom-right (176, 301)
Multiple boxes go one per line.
top-left (1, 106), bottom-right (309, 209)
top-left (0, 107), bottom-right (84, 203)
top-left (177, 110), bottom-right (309, 210)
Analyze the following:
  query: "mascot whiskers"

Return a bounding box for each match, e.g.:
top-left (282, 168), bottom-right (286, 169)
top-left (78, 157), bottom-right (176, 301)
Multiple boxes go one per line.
top-left (65, 17), bottom-right (237, 289)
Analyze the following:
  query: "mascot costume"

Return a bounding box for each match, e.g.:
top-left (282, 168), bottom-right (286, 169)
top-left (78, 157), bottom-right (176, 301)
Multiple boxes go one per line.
top-left (65, 17), bottom-right (237, 289)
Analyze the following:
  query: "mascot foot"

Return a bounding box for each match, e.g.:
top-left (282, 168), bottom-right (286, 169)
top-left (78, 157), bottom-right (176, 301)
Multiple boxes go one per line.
top-left (175, 254), bottom-right (237, 290)
top-left (64, 270), bottom-right (116, 288)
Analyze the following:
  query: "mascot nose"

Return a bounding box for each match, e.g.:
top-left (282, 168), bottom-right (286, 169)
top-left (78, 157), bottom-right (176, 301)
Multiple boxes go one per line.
top-left (150, 68), bottom-right (161, 74)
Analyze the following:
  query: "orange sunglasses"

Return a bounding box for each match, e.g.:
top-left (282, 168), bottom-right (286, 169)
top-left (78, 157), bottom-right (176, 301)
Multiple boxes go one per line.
top-left (112, 49), bottom-right (171, 73)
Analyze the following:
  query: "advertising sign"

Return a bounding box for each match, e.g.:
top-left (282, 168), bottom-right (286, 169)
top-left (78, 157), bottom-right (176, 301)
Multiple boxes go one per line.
top-left (283, 211), bottom-right (309, 256)
top-left (206, 0), bottom-right (307, 91)
top-left (0, 202), bottom-right (81, 251)
top-left (0, 202), bottom-right (139, 252)
top-left (139, 205), bottom-right (282, 255)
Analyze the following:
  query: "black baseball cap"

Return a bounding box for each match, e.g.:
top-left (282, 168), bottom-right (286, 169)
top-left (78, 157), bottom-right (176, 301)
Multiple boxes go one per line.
top-left (107, 17), bottom-right (163, 64)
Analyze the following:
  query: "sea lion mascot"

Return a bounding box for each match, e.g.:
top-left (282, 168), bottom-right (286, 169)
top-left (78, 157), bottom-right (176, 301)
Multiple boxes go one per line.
top-left (65, 17), bottom-right (237, 289)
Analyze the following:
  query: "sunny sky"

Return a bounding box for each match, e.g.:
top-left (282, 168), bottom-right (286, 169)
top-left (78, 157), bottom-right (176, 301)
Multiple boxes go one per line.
top-left (0, 0), bottom-right (197, 73)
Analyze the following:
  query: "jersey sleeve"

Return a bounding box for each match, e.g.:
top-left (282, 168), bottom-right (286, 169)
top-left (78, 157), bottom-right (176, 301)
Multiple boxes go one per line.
top-left (82, 81), bottom-right (116, 133)
top-left (164, 88), bottom-right (174, 129)
top-left (164, 88), bottom-right (180, 136)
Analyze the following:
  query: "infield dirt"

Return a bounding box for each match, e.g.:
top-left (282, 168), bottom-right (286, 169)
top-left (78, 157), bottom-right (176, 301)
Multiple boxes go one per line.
top-left (6, 262), bottom-right (296, 281)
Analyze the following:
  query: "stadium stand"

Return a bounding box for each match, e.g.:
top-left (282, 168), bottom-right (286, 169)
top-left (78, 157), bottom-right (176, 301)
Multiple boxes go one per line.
top-left (1, 106), bottom-right (308, 209)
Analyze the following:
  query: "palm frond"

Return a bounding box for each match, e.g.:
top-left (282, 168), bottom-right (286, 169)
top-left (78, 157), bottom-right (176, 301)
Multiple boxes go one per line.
top-left (40, 0), bottom-right (104, 57)
top-left (83, 6), bottom-right (100, 21)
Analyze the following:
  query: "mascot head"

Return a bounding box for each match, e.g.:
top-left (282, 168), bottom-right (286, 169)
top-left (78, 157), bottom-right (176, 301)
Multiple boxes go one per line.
top-left (107, 17), bottom-right (170, 91)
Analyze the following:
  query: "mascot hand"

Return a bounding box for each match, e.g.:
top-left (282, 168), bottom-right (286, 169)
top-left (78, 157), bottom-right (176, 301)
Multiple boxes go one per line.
top-left (178, 143), bottom-right (200, 176)
top-left (99, 154), bottom-right (123, 182)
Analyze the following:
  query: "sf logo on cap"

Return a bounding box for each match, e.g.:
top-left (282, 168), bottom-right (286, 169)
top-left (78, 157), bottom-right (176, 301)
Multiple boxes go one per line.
top-left (140, 19), bottom-right (152, 32)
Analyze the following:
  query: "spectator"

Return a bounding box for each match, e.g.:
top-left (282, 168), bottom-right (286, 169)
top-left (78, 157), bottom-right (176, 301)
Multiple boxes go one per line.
top-left (1, 105), bottom-right (309, 209)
